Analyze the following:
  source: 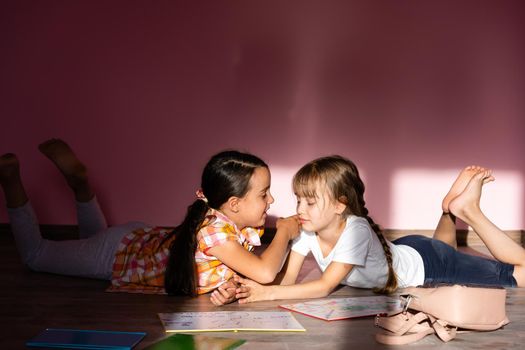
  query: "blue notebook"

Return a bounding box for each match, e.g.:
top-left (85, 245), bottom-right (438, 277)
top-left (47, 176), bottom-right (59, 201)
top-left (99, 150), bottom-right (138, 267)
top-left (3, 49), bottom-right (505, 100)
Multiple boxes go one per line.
top-left (26, 328), bottom-right (146, 349)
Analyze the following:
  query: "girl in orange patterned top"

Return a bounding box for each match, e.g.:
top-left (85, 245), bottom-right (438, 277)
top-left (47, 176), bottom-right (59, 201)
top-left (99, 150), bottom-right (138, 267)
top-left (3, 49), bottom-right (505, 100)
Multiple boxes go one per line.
top-left (0, 139), bottom-right (299, 305)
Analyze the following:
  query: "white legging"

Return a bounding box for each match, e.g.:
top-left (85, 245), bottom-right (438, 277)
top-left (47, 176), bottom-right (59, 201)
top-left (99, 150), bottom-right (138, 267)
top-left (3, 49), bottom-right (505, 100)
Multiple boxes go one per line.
top-left (7, 198), bottom-right (147, 279)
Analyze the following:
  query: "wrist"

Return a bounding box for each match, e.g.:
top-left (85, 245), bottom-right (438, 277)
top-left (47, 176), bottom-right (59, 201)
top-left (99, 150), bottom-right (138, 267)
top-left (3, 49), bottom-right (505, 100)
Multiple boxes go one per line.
top-left (267, 285), bottom-right (277, 301)
top-left (276, 228), bottom-right (292, 240)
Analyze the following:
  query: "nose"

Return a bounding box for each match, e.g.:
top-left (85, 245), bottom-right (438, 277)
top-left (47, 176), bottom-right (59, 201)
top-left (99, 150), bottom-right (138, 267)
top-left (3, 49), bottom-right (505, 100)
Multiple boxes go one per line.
top-left (267, 192), bottom-right (275, 205)
top-left (296, 201), bottom-right (304, 215)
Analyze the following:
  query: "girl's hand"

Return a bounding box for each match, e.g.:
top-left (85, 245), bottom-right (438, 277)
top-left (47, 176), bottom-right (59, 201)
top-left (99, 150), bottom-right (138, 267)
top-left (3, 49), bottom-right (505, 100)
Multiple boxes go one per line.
top-left (234, 275), bottom-right (271, 304)
top-left (209, 277), bottom-right (250, 306)
top-left (210, 284), bottom-right (236, 306)
top-left (276, 215), bottom-right (300, 240)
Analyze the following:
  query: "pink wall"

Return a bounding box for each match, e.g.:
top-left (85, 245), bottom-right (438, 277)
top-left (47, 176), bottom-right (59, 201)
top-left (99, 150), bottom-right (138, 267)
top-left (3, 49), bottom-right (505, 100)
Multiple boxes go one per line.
top-left (1, 1), bottom-right (524, 229)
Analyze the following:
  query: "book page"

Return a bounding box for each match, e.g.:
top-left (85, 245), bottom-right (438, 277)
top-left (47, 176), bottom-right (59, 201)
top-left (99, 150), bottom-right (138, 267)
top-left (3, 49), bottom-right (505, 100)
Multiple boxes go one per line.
top-left (158, 311), bottom-right (305, 332)
top-left (280, 296), bottom-right (403, 321)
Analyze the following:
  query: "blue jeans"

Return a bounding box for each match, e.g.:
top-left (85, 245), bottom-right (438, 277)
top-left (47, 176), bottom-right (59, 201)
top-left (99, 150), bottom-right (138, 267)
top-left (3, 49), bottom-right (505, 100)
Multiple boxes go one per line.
top-left (394, 235), bottom-right (517, 287)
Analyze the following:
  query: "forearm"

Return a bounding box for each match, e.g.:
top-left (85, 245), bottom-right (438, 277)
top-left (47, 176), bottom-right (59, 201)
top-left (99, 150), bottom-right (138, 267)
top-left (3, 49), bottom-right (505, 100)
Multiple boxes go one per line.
top-left (237, 261), bottom-right (351, 304)
top-left (258, 230), bottom-right (292, 279)
top-left (274, 269), bottom-right (298, 285)
top-left (264, 280), bottom-right (334, 301)
top-left (271, 250), bottom-right (303, 285)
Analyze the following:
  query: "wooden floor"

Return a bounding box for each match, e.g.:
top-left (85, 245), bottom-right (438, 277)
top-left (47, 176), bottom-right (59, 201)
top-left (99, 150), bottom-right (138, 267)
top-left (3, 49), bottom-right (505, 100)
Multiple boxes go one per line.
top-left (2, 229), bottom-right (525, 349)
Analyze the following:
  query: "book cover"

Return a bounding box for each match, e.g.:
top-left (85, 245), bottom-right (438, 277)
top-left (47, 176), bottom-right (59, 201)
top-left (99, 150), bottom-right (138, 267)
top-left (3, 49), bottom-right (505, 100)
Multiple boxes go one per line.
top-left (158, 311), bottom-right (305, 333)
top-left (279, 296), bottom-right (403, 321)
top-left (26, 328), bottom-right (146, 349)
top-left (143, 334), bottom-right (245, 350)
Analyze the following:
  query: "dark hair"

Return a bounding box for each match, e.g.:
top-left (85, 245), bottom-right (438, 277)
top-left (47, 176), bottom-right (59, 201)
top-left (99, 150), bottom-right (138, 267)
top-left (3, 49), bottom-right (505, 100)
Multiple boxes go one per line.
top-left (164, 150), bottom-right (268, 296)
top-left (293, 155), bottom-right (398, 294)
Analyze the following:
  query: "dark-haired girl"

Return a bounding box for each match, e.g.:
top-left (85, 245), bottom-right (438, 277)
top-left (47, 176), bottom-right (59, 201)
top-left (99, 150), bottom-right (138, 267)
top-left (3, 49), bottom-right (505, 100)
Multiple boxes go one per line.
top-left (234, 157), bottom-right (524, 303)
top-left (0, 139), bottom-right (299, 305)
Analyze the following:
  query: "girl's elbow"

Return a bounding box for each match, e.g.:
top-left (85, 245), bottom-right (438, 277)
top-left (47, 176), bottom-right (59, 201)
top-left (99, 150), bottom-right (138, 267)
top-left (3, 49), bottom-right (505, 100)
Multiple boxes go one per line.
top-left (255, 269), bottom-right (277, 284)
top-left (319, 283), bottom-right (337, 297)
top-left (315, 288), bottom-right (330, 298)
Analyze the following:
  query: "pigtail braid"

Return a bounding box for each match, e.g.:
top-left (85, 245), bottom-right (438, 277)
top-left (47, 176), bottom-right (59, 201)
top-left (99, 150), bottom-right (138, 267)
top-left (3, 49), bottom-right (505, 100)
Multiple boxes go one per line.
top-left (354, 181), bottom-right (398, 295)
top-left (364, 211), bottom-right (398, 294)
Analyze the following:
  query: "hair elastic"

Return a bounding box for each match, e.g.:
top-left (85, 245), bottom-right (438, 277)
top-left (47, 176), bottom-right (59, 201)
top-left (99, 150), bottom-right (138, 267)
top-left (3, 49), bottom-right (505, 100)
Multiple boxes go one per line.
top-left (195, 189), bottom-right (208, 203)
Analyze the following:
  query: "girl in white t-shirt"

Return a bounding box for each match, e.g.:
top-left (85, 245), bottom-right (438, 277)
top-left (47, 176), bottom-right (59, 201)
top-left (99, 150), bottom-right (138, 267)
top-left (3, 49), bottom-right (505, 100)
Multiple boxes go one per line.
top-left (234, 156), bottom-right (525, 303)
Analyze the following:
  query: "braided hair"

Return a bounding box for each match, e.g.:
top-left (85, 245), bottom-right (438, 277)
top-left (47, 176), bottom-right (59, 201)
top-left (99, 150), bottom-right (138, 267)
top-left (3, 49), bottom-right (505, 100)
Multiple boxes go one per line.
top-left (293, 155), bottom-right (398, 294)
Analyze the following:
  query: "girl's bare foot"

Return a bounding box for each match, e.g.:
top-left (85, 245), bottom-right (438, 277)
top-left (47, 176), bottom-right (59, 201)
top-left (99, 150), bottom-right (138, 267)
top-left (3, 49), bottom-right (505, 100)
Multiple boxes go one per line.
top-left (38, 139), bottom-right (93, 201)
top-left (0, 153), bottom-right (29, 207)
top-left (442, 166), bottom-right (485, 213)
top-left (0, 153), bottom-right (21, 186)
top-left (448, 170), bottom-right (494, 224)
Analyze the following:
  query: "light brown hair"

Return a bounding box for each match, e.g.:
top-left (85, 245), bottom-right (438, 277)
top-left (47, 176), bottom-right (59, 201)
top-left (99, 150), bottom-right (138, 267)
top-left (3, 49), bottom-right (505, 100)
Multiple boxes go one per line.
top-left (293, 155), bottom-right (398, 294)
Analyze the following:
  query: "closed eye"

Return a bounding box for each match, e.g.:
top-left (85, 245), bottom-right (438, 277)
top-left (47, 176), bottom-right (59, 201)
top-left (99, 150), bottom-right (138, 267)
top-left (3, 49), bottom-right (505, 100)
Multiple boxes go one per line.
top-left (297, 198), bottom-right (316, 206)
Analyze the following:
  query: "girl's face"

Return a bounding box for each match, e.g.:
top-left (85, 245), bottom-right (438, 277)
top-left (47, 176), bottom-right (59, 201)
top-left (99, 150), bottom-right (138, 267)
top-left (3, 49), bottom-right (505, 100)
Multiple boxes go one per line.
top-left (235, 167), bottom-right (274, 229)
top-left (295, 182), bottom-right (346, 234)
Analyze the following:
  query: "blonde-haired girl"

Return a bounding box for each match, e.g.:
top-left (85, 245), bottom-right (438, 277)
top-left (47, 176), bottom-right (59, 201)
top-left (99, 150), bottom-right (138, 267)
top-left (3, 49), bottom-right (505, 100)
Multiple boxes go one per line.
top-left (234, 156), bottom-right (524, 303)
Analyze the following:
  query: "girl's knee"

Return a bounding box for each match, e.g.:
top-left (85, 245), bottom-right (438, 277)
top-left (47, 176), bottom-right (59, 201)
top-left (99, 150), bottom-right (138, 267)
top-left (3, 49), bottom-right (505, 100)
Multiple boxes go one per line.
top-left (20, 242), bottom-right (45, 271)
top-left (23, 254), bottom-right (40, 271)
top-left (512, 266), bottom-right (525, 287)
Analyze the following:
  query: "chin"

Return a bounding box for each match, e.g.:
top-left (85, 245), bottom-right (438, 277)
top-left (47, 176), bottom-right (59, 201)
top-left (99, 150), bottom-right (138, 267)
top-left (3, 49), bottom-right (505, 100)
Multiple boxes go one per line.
top-left (301, 223), bottom-right (314, 232)
top-left (254, 217), bottom-right (266, 227)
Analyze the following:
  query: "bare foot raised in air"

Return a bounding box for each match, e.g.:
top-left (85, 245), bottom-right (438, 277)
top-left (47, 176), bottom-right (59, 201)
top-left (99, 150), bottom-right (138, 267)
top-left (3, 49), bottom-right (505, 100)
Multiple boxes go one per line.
top-left (0, 153), bottom-right (21, 187)
top-left (442, 166), bottom-right (486, 213)
top-left (0, 153), bottom-right (29, 207)
top-left (39, 139), bottom-right (93, 201)
top-left (448, 170), bottom-right (494, 224)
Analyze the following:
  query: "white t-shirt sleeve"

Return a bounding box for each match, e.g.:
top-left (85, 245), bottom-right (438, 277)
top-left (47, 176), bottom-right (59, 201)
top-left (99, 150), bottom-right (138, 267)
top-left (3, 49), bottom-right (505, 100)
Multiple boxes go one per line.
top-left (332, 222), bottom-right (372, 266)
top-left (291, 231), bottom-right (311, 256)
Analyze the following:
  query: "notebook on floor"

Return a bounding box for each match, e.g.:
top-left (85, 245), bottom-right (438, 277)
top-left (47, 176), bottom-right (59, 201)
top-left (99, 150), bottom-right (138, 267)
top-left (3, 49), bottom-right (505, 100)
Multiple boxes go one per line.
top-left (143, 334), bottom-right (245, 350)
top-left (158, 311), bottom-right (305, 333)
top-left (280, 295), bottom-right (403, 321)
top-left (26, 328), bottom-right (146, 349)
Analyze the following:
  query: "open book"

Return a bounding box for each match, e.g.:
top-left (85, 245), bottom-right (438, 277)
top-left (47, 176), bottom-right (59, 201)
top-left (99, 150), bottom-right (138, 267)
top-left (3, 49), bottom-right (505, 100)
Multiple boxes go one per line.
top-left (280, 296), bottom-right (403, 321)
top-left (158, 311), bottom-right (305, 333)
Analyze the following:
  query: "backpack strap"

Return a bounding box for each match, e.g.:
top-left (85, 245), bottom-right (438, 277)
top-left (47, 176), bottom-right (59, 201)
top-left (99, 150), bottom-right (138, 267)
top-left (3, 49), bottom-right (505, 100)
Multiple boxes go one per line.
top-left (376, 328), bottom-right (436, 345)
top-left (375, 311), bottom-right (458, 345)
top-left (375, 311), bottom-right (435, 345)
top-left (428, 316), bottom-right (457, 342)
top-left (375, 311), bottom-right (429, 335)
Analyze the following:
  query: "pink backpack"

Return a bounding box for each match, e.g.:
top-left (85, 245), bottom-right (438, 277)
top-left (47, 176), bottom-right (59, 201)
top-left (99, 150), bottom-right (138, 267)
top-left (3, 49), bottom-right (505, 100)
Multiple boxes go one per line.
top-left (375, 284), bottom-right (509, 345)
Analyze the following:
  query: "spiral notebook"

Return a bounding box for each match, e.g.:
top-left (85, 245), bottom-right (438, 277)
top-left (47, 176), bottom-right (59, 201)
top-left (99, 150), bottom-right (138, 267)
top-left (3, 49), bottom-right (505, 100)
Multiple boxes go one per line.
top-left (26, 328), bottom-right (146, 349)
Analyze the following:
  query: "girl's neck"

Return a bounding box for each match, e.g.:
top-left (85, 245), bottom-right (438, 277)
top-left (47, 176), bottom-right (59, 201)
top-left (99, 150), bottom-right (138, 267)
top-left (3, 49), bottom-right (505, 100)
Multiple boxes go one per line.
top-left (316, 217), bottom-right (347, 244)
top-left (215, 207), bottom-right (245, 230)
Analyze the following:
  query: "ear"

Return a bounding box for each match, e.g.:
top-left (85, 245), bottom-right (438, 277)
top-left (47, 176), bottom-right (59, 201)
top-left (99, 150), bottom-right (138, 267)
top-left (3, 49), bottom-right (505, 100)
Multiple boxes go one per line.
top-left (225, 196), bottom-right (241, 213)
top-left (335, 197), bottom-right (347, 215)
